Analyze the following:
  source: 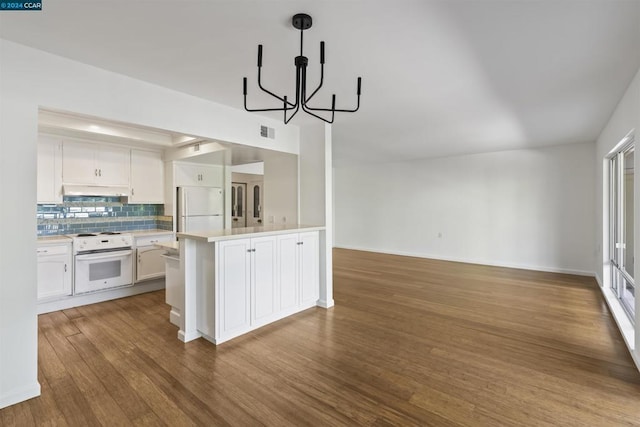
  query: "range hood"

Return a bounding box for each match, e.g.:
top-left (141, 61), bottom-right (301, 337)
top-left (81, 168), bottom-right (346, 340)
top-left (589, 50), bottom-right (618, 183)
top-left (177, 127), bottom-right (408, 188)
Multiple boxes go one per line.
top-left (63, 185), bottom-right (130, 197)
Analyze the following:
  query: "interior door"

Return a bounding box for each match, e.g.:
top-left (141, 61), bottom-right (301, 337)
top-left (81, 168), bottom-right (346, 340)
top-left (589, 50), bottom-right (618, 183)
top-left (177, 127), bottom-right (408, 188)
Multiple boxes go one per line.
top-left (231, 183), bottom-right (247, 228)
top-left (247, 181), bottom-right (263, 227)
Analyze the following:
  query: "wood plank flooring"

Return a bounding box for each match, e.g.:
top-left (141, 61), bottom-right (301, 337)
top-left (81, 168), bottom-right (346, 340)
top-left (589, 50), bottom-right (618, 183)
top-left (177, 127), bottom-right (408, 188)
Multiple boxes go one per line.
top-left (3, 248), bottom-right (640, 426)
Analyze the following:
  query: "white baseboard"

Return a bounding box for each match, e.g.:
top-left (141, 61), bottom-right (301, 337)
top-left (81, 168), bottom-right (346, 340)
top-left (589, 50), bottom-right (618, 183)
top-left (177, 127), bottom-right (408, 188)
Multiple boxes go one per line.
top-left (317, 299), bottom-right (335, 308)
top-left (178, 329), bottom-right (201, 343)
top-left (37, 280), bottom-right (165, 314)
top-left (594, 273), bottom-right (603, 287)
top-left (169, 308), bottom-right (181, 327)
top-left (0, 382), bottom-right (41, 409)
top-left (334, 245), bottom-right (596, 277)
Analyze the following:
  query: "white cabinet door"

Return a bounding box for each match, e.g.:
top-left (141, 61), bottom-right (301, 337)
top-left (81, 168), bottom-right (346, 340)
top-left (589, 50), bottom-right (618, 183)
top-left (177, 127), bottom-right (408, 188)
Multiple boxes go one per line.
top-left (174, 163), bottom-right (201, 186)
top-left (175, 163), bottom-right (223, 187)
top-left (37, 245), bottom-right (72, 300)
top-left (62, 140), bottom-right (97, 184)
top-left (136, 247), bottom-right (166, 282)
top-left (299, 232), bottom-right (319, 306)
top-left (251, 236), bottom-right (277, 325)
top-left (98, 145), bottom-right (130, 186)
top-left (218, 239), bottom-right (251, 337)
top-left (130, 150), bottom-right (164, 203)
top-left (63, 140), bottom-right (130, 186)
top-left (199, 165), bottom-right (223, 187)
top-left (37, 136), bottom-right (63, 203)
top-left (277, 233), bottom-right (299, 312)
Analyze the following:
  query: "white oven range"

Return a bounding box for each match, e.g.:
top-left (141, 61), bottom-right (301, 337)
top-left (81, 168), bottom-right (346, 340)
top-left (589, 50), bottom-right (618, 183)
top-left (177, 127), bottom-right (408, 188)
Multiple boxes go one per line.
top-left (69, 232), bottom-right (134, 295)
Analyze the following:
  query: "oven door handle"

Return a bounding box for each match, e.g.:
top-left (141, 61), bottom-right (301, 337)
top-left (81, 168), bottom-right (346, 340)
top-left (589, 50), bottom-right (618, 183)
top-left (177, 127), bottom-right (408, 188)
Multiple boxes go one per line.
top-left (76, 250), bottom-right (132, 261)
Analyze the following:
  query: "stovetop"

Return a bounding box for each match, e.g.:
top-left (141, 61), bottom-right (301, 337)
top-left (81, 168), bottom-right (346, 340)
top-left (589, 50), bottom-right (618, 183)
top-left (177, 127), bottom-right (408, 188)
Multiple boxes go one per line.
top-left (75, 232), bottom-right (122, 237)
top-left (68, 232), bottom-right (133, 253)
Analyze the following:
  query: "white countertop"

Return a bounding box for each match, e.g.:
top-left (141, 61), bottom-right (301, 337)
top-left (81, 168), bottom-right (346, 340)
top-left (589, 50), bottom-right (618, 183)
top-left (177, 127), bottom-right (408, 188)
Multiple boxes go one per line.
top-left (37, 235), bottom-right (72, 244)
top-left (177, 224), bottom-right (325, 243)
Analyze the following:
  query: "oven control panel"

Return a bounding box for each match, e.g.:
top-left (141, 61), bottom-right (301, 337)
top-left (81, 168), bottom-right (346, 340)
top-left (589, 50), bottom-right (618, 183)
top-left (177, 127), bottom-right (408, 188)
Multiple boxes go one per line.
top-left (72, 234), bottom-right (133, 253)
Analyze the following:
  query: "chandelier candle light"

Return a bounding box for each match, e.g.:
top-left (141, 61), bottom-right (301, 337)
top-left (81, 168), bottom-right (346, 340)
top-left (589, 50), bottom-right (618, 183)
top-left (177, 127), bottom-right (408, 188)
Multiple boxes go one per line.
top-left (243, 13), bottom-right (362, 124)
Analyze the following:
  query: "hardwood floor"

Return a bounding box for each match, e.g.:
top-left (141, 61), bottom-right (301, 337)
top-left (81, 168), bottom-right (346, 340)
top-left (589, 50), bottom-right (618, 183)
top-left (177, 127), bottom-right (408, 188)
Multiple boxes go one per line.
top-left (3, 248), bottom-right (640, 426)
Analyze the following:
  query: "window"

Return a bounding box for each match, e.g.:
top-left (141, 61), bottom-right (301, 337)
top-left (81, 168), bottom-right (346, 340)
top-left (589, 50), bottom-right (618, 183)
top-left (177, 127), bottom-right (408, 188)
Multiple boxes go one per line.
top-left (253, 185), bottom-right (260, 218)
top-left (610, 139), bottom-right (635, 320)
top-left (231, 186), bottom-right (236, 217)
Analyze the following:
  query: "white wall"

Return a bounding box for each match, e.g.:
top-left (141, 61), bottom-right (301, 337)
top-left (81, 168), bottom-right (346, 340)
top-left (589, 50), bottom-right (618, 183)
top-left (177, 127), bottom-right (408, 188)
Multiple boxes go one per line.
top-left (263, 151), bottom-right (298, 225)
top-left (0, 39), bottom-right (301, 408)
top-left (595, 67), bottom-right (640, 367)
top-left (334, 142), bottom-right (596, 275)
top-left (231, 162), bottom-right (264, 175)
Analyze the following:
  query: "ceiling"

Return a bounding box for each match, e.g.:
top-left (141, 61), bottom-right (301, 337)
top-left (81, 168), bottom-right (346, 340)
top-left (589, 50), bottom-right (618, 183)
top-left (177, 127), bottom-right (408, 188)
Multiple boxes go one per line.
top-left (2, 1), bottom-right (639, 166)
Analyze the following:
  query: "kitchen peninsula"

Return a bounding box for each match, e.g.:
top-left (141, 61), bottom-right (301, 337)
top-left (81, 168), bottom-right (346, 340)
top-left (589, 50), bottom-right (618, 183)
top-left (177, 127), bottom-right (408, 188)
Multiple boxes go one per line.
top-left (175, 224), bottom-right (325, 344)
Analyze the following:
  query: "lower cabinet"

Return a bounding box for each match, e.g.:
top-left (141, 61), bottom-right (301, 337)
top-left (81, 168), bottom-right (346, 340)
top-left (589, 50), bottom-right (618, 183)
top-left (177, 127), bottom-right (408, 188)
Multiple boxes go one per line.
top-left (298, 232), bottom-right (320, 306)
top-left (135, 233), bottom-right (174, 282)
top-left (37, 243), bottom-right (72, 300)
top-left (217, 238), bottom-right (252, 338)
top-left (215, 231), bottom-right (319, 343)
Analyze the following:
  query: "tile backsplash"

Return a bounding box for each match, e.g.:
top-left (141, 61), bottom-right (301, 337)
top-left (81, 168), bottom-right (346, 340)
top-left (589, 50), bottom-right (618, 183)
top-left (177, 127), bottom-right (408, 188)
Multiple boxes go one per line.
top-left (37, 196), bottom-right (172, 236)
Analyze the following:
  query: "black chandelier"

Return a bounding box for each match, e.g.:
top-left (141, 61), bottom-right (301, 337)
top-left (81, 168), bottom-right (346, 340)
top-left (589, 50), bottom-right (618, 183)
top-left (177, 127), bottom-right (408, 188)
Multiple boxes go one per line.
top-left (243, 13), bottom-right (362, 124)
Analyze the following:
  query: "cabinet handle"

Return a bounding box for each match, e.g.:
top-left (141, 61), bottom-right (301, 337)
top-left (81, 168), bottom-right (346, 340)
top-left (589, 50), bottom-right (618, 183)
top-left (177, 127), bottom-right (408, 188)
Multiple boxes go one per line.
top-left (64, 263), bottom-right (67, 272)
top-left (150, 240), bottom-right (158, 243)
top-left (95, 169), bottom-right (98, 177)
top-left (297, 242), bottom-right (302, 245)
top-left (131, 188), bottom-right (135, 196)
top-left (247, 249), bottom-right (252, 253)
top-left (99, 169), bottom-right (102, 177)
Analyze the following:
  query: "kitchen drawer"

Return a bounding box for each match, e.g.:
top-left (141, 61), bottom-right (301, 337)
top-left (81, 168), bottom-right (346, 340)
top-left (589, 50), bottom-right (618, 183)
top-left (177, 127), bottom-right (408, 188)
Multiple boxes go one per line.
top-left (37, 244), bottom-right (70, 256)
top-left (135, 234), bottom-right (173, 247)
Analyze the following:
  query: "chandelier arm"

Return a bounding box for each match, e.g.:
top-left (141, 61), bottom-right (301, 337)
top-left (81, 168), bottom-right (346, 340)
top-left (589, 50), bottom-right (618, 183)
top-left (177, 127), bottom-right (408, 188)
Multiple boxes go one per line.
top-left (303, 63), bottom-right (324, 104)
top-left (284, 65), bottom-right (303, 124)
top-left (257, 67), bottom-right (296, 107)
top-left (305, 99), bottom-right (360, 113)
top-left (304, 41), bottom-right (325, 104)
top-left (305, 78), bottom-right (361, 112)
top-left (301, 102), bottom-right (334, 123)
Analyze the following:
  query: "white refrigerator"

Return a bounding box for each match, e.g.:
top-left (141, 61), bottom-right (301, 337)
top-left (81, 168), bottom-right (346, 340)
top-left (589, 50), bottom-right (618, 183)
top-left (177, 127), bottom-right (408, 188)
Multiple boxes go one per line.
top-left (177, 186), bottom-right (224, 232)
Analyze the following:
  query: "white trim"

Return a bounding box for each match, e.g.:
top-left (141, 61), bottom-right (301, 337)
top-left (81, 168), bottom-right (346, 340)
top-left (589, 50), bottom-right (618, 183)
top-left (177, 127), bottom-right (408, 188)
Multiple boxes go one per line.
top-left (607, 129), bottom-right (635, 158)
top-left (317, 299), bottom-right (335, 308)
top-left (0, 383), bottom-right (41, 410)
top-left (599, 285), bottom-right (640, 371)
top-left (595, 273), bottom-right (603, 287)
top-left (37, 280), bottom-right (165, 314)
top-left (334, 245), bottom-right (595, 277)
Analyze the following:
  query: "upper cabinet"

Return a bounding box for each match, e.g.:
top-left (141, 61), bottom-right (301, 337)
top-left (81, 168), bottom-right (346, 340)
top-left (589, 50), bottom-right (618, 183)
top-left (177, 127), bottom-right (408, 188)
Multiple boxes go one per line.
top-left (130, 150), bottom-right (164, 203)
top-left (174, 162), bottom-right (223, 187)
top-left (37, 135), bottom-right (63, 203)
top-left (62, 140), bottom-right (130, 186)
